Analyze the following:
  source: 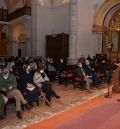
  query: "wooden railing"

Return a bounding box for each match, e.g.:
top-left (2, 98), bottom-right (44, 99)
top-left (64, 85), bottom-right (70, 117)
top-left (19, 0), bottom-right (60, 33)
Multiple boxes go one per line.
top-left (0, 9), bottom-right (8, 22)
top-left (0, 7), bottom-right (31, 22)
top-left (8, 7), bottom-right (31, 21)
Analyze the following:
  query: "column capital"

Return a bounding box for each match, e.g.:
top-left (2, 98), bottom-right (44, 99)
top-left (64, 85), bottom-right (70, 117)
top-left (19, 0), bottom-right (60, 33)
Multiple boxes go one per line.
top-left (92, 24), bottom-right (108, 33)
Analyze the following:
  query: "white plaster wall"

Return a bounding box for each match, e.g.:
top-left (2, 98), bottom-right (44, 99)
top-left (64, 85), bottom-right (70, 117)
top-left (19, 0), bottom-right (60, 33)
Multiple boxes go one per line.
top-left (36, 6), bottom-right (53, 57)
top-left (36, 4), bottom-right (69, 57)
top-left (77, 0), bottom-right (94, 58)
top-left (0, 0), bottom-right (7, 9)
top-left (52, 4), bottom-right (69, 34)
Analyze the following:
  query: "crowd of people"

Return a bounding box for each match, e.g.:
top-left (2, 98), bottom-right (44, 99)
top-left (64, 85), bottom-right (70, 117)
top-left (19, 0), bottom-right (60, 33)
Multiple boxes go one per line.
top-left (0, 54), bottom-right (118, 120)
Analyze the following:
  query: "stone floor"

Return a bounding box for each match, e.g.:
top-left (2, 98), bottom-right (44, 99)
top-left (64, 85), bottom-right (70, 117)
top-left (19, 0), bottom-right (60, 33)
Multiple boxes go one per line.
top-left (0, 82), bottom-right (110, 129)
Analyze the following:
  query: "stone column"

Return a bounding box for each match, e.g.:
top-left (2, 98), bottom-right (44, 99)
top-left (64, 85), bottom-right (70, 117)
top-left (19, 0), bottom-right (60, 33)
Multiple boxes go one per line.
top-left (68, 0), bottom-right (78, 64)
top-left (93, 32), bottom-right (103, 54)
top-left (31, 0), bottom-right (37, 56)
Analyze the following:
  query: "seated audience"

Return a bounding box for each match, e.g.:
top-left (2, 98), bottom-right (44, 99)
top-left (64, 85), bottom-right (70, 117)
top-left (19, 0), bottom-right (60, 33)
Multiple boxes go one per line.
top-left (0, 68), bottom-right (31, 119)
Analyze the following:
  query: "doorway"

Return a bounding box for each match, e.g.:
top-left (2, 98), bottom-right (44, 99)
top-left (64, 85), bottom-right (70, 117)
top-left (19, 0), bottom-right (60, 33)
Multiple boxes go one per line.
top-left (18, 49), bottom-right (21, 57)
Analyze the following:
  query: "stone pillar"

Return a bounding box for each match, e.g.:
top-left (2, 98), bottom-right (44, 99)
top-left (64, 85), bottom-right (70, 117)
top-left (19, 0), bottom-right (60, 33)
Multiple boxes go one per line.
top-left (93, 32), bottom-right (103, 54)
top-left (68, 0), bottom-right (78, 64)
top-left (31, 0), bottom-right (37, 56)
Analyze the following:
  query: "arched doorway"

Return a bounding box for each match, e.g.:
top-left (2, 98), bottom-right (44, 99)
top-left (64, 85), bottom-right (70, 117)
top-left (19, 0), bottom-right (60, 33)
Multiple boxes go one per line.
top-left (103, 9), bottom-right (120, 59)
top-left (10, 22), bottom-right (29, 57)
top-left (102, 4), bottom-right (120, 56)
top-left (93, 0), bottom-right (120, 59)
top-left (0, 25), bottom-right (8, 56)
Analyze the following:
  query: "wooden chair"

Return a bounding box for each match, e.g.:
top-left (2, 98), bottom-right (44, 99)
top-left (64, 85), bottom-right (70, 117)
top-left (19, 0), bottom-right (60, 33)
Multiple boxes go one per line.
top-left (58, 65), bottom-right (75, 85)
top-left (39, 89), bottom-right (51, 107)
top-left (97, 72), bottom-right (106, 83)
top-left (4, 96), bottom-right (15, 116)
top-left (73, 71), bottom-right (85, 89)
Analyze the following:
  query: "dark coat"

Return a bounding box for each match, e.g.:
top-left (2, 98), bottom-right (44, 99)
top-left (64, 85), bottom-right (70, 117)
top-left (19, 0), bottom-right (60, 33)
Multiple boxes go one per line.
top-left (19, 70), bottom-right (34, 91)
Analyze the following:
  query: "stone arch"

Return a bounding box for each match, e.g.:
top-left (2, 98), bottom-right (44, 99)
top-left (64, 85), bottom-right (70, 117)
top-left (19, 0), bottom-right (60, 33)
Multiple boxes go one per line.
top-left (92, 0), bottom-right (120, 57)
top-left (94, 0), bottom-right (120, 58)
top-left (95, 0), bottom-right (120, 26)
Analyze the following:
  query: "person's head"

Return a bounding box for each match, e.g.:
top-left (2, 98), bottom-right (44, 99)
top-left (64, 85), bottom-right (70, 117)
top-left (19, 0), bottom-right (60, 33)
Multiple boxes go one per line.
top-left (102, 60), bottom-right (105, 64)
top-left (85, 59), bottom-right (90, 65)
top-left (24, 64), bottom-right (31, 73)
top-left (78, 62), bottom-right (82, 67)
top-left (38, 63), bottom-right (45, 73)
top-left (2, 68), bottom-right (9, 78)
top-left (60, 59), bottom-right (63, 63)
top-left (26, 64), bottom-right (31, 71)
top-left (81, 55), bottom-right (84, 58)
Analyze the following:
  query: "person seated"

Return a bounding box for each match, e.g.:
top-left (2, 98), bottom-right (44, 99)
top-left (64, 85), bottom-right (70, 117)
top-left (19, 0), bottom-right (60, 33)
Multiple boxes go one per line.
top-left (78, 55), bottom-right (85, 65)
top-left (84, 60), bottom-right (101, 89)
top-left (18, 64), bottom-right (40, 106)
top-left (29, 59), bottom-right (37, 73)
top-left (111, 60), bottom-right (119, 71)
top-left (56, 59), bottom-right (66, 73)
top-left (33, 64), bottom-right (60, 106)
top-left (87, 54), bottom-right (92, 62)
top-left (47, 60), bottom-right (57, 81)
top-left (47, 60), bottom-right (56, 72)
top-left (56, 59), bottom-right (67, 83)
top-left (76, 62), bottom-right (92, 92)
top-left (99, 60), bottom-right (108, 75)
top-left (0, 68), bottom-right (31, 119)
top-left (7, 60), bottom-right (16, 75)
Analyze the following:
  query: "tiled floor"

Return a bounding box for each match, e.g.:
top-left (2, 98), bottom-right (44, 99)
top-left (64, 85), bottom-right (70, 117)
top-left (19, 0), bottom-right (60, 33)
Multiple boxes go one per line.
top-left (0, 82), bottom-right (110, 129)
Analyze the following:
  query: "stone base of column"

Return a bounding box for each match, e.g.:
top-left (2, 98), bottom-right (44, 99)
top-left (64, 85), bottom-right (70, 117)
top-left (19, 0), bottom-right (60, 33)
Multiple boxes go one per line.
top-left (67, 58), bottom-right (78, 65)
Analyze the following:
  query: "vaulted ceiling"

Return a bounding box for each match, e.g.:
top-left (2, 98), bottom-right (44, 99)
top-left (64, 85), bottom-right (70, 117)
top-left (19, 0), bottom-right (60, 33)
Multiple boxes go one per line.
top-left (0, 0), bottom-right (31, 13)
top-left (0, 0), bottom-right (69, 13)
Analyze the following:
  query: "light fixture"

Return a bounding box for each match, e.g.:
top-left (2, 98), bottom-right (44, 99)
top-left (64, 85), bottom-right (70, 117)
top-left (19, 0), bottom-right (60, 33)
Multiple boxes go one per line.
top-left (109, 10), bottom-right (120, 32)
top-left (38, 0), bottom-right (44, 6)
top-left (63, 0), bottom-right (70, 4)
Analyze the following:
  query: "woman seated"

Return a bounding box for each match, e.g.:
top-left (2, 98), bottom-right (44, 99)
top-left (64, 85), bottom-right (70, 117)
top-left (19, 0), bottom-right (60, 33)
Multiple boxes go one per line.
top-left (19, 63), bottom-right (40, 106)
top-left (47, 60), bottom-right (57, 81)
top-left (33, 64), bottom-right (60, 105)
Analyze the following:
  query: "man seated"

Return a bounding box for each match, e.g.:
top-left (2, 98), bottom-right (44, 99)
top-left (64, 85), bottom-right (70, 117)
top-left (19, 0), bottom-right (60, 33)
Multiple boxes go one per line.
top-left (84, 60), bottom-right (101, 89)
top-left (47, 60), bottom-right (57, 81)
top-left (76, 62), bottom-right (92, 92)
top-left (0, 68), bottom-right (31, 119)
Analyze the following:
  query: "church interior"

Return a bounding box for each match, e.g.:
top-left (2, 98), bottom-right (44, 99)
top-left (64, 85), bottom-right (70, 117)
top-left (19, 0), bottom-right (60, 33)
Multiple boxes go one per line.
top-left (0, 0), bottom-right (120, 129)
